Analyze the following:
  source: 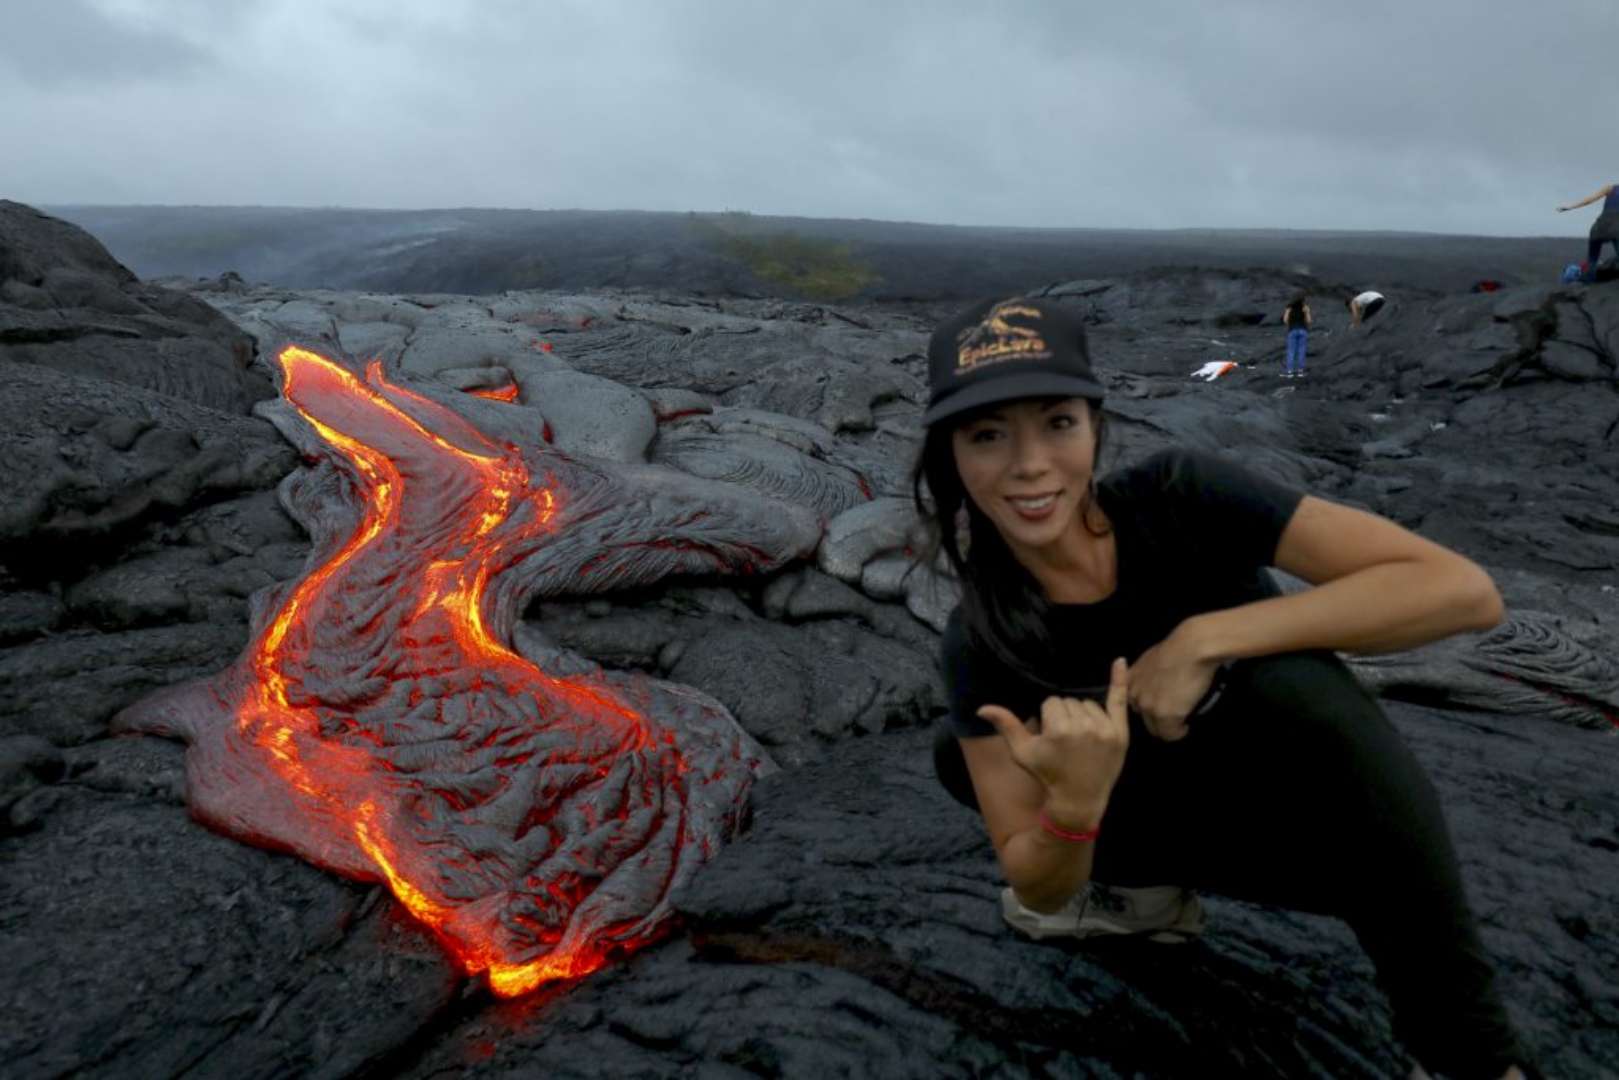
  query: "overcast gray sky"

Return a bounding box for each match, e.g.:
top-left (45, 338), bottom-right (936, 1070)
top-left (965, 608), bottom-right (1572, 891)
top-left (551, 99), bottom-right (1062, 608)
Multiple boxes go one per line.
top-left (3, 0), bottom-right (1615, 236)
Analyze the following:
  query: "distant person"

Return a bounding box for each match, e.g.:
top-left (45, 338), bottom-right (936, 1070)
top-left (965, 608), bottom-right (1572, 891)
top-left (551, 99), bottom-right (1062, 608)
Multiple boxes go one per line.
top-left (915, 296), bottom-right (1536, 1080)
top-left (1348, 289), bottom-right (1385, 326)
top-left (1281, 293), bottom-right (1312, 378)
top-left (1557, 182), bottom-right (1619, 281)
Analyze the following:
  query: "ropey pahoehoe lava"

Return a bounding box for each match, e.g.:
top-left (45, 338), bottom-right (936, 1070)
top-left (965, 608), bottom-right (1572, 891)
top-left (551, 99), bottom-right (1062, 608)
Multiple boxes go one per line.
top-left (115, 344), bottom-right (821, 996)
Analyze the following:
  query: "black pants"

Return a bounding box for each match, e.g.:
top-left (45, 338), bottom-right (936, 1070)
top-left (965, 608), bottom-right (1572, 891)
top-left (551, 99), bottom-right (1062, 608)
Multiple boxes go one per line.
top-left (1587, 236), bottom-right (1619, 270)
top-left (1587, 213), bottom-right (1619, 271)
top-left (934, 651), bottom-right (1526, 1079)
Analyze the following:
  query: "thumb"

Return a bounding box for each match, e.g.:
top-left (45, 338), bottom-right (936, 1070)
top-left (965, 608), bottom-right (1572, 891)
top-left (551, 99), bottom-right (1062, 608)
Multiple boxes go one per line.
top-left (976, 704), bottom-right (1030, 750)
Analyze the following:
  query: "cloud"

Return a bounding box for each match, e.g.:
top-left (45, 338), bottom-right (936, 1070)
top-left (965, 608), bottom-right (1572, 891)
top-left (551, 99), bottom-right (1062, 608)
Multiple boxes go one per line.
top-left (0, 0), bottom-right (218, 88)
top-left (0, 0), bottom-right (1614, 236)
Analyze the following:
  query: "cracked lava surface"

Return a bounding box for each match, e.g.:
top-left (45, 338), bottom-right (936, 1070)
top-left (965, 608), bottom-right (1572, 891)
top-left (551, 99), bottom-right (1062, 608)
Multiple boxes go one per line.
top-left (116, 345), bottom-right (807, 995)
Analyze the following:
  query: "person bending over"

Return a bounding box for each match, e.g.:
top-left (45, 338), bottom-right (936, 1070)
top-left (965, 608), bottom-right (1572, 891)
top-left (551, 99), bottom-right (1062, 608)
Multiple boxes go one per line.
top-left (914, 296), bottom-right (1535, 1080)
top-left (1558, 182), bottom-right (1619, 279)
top-left (1348, 288), bottom-right (1385, 325)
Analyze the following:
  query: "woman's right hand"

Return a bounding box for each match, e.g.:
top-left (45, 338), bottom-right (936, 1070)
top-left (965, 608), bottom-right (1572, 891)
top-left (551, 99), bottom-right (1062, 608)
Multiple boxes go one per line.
top-left (976, 657), bottom-right (1130, 826)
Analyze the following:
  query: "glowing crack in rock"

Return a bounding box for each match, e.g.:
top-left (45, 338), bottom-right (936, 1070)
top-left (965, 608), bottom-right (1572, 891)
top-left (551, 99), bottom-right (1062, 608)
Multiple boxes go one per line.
top-left (469, 382), bottom-right (521, 403)
top-left (117, 345), bottom-right (822, 995)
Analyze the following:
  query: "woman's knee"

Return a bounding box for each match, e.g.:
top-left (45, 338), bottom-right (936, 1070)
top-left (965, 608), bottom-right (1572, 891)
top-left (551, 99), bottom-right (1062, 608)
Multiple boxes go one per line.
top-left (1216, 651), bottom-right (1387, 748)
top-left (1206, 653), bottom-right (1448, 835)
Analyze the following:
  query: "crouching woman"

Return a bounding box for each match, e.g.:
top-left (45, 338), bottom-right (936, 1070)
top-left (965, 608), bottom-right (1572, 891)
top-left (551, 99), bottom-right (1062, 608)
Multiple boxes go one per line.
top-left (914, 297), bottom-right (1535, 1080)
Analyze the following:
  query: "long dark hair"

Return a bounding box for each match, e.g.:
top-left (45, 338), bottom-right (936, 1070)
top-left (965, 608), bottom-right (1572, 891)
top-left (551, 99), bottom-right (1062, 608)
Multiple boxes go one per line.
top-left (910, 399), bottom-right (1110, 688)
top-left (1285, 293), bottom-right (1308, 326)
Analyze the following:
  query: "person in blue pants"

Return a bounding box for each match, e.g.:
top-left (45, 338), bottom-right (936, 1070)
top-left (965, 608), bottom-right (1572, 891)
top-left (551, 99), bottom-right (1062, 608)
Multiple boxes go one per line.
top-left (1281, 293), bottom-right (1311, 377)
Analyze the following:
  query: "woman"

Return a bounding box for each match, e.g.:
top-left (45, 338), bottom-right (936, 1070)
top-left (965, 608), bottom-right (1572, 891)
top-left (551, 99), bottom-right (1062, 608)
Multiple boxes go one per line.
top-left (1558, 182), bottom-right (1619, 278)
top-left (914, 296), bottom-right (1534, 1080)
top-left (1281, 292), bottom-right (1311, 377)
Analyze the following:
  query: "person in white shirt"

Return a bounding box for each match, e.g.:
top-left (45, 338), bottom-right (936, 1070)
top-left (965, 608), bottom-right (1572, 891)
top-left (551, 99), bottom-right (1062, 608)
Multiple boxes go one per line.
top-left (1347, 290), bottom-right (1385, 326)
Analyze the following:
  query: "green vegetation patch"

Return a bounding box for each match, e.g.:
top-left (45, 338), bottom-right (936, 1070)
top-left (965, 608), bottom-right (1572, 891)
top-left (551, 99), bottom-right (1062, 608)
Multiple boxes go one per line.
top-left (690, 212), bottom-right (880, 301)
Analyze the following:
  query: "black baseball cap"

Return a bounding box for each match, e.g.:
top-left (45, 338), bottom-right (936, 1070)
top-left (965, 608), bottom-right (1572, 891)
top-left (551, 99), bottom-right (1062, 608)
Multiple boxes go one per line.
top-left (922, 296), bottom-right (1105, 427)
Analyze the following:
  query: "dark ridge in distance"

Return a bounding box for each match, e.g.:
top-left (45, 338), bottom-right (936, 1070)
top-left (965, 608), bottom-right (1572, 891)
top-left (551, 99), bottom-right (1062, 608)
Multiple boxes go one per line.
top-left (44, 204), bottom-right (1587, 302)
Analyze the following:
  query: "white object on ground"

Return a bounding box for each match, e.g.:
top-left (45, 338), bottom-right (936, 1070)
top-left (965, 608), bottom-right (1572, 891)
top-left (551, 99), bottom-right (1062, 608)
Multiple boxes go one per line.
top-left (1190, 360), bottom-right (1238, 381)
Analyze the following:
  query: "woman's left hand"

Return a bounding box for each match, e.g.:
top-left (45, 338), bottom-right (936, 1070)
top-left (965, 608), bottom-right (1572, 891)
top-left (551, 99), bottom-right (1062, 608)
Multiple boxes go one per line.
top-left (1128, 626), bottom-right (1222, 741)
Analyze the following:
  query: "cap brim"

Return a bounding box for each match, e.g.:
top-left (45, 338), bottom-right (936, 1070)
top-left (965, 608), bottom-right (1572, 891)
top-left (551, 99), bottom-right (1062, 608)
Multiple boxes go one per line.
top-left (922, 372), bottom-right (1105, 427)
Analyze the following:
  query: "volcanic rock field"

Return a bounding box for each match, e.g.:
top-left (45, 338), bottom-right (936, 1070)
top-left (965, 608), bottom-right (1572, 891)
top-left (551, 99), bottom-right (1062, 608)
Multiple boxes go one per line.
top-left (2, 199), bottom-right (1615, 1078)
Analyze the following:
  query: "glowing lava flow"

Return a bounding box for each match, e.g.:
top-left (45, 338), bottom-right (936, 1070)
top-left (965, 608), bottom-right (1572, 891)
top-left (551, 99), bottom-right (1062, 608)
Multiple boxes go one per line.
top-left (119, 344), bottom-right (805, 997)
top-left (253, 348), bottom-right (663, 992)
top-left (469, 382), bottom-right (521, 403)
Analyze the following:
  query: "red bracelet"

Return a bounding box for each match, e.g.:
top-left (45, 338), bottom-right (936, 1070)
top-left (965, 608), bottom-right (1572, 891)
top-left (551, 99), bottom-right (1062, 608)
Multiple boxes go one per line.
top-left (1038, 810), bottom-right (1101, 843)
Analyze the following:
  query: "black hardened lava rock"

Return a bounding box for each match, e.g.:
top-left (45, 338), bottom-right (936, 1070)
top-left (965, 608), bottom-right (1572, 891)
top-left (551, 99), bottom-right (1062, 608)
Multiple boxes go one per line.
top-left (401, 712), bottom-right (1615, 1079)
top-left (2, 200), bottom-right (1615, 1077)
top-left (1, 201), bottom-right (271, 412)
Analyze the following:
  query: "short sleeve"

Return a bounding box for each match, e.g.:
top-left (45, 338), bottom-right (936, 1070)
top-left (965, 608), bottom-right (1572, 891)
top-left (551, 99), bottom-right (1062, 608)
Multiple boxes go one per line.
top-left (1130, 449), bottom-right (1304, 568)
top-left (939, 607), bottom-right (1015, 739)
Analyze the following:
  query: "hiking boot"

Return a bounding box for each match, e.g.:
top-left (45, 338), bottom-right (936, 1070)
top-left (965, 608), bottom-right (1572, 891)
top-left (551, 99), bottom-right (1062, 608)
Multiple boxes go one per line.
top-left (1000, 883), bottom-right (1206, 944)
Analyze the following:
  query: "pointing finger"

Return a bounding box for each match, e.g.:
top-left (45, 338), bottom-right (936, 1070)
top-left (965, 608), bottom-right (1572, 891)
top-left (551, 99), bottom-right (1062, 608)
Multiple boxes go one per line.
top-left (1107, 657), bottom-right (1129, 725)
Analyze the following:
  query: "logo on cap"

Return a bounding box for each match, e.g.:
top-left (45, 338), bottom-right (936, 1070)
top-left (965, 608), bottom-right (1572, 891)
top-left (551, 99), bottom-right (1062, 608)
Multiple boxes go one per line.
top-left (954, 301), bottom-right (1053, 375)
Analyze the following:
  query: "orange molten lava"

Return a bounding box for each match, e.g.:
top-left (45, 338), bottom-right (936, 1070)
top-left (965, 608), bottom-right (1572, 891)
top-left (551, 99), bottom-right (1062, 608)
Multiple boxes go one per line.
top-left (469, 383), bottom-right (521, 403)
top-left (238, 346), bottom-right (674, 995)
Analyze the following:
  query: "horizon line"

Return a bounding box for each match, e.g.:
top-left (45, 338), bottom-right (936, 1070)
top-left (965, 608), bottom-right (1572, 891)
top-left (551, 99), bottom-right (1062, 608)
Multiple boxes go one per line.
top-left (30, 201), bottom-right (1588, 244)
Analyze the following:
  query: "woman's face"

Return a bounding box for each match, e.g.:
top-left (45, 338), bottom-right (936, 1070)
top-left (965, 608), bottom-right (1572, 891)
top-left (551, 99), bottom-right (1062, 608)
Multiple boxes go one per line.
top-left (950, 397), bottom-right (1097, 552)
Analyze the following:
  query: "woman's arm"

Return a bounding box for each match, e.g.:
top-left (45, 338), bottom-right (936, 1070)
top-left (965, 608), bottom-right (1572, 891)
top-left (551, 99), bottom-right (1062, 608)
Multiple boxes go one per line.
top-left (1176, 495), bottom-right (1503, 663)
top-left (961, 735), bottom-right (1098, 912)
top-left (1129, 494), bottom-right (1501, 736)
top-left (960, 663), bottom-right (1130, 912)
top-left (1559, 185), bottom-right (1613, 211)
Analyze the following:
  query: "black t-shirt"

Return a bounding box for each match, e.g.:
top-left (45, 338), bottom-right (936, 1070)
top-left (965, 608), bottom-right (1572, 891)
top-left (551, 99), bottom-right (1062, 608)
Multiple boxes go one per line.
top-left (941, 448), bottom-right (1304, 738)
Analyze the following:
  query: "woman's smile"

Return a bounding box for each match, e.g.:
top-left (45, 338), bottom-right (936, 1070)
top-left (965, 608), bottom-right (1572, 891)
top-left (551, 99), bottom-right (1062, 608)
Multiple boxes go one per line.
top-left (1006, 490), bottom-right (1062, 521)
